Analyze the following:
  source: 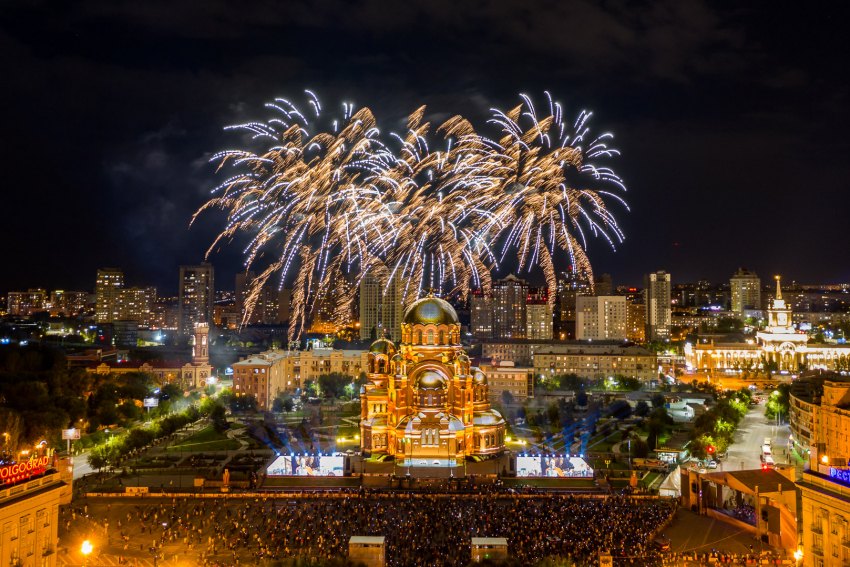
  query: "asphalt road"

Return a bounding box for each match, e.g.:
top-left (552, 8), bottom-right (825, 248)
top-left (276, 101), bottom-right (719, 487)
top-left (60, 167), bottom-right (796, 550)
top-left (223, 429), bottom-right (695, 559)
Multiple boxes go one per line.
top-left (723, 400), bottom-right (792, 472)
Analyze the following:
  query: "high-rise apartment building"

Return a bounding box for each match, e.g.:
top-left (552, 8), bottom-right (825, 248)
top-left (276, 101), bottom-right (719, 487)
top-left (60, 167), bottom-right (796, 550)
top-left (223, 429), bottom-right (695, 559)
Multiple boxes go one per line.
top-left (594, 274), bottom-right (614, 296)
top-left (117, 286), bottom-right (156, 325)
top-left (7, 289), bottom-right (46, 316)
top-left (644, 271), bottom-right (671, 341)
top-left (576, 295), bottom-right (627, 340)
top-left (730, 267), bottom-right (761, 312)
top-left (359, 272), bottom-right (403, 341)
top-left (526, 287), bottom-right (553, 340)
top-left (235, 271), bottom-right (291, 325)
top-left (151, 302), bottom-right (178, 329)
top-left (235, 271), bottom-right (253, 321)
top-left (50, 290), bottom-right (89, 316)
top-left (95, 268), bottom-right (124, 323)
top-left (627, 302), bottom-right (646, 343)
top-left (178, 263), bottom-right (215, 336)
top-left (493, 274), bottom-right (528, 339)
top-left (555, 269), bottom-right (592, 339)
top-left (470, 291), bottom-right (494, 339)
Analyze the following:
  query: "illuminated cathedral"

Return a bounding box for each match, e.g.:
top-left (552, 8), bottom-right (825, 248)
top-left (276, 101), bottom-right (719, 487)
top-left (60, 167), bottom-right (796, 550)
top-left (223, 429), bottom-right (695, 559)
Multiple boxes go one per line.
top-left (359, 294), bottom-right (506, 464)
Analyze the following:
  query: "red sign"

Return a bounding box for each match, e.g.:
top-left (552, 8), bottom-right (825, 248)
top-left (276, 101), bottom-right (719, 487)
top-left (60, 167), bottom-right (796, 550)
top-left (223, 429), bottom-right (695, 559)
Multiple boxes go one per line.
top-left (0, 456), bottom-right (50, 485)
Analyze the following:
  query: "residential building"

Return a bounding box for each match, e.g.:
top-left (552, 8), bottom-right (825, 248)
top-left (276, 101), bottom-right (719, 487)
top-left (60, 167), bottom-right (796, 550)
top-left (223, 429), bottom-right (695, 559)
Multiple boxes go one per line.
top-left (493, 274), bottom-right (528, 339)
top-left (627, 302), bottom-right (646, 343)
top-left (151, 302), bottom-right (178, 330)
top-left (235, 271), bottom-right (291, 325)
top-left (576, 295), bottom-right (627, 340)
top-left (359, 272), bottom-right (403, 342)
top-left (644, 271), bottom-right (671, 341)
top-left (480, 361), bottom-right (534, 402)
top-left (0, 459), bottom-right (64, 567)
top-left (533, 344), bottom-right (658, 382)
top-left (112, 320), bottom-right (139, 348)
top-left (730, 268), bottom-right (761, 312)
top-left (49, 291), bottom-right (89, 316)
top-left (594, 274), bottom-right (614, 296)
top-left (231, 350), bottom-right (288, 410)
top-left (798, 471), bottom-right (850, 567)
top-left (117, 286), bottom-right (156, 325)
top-left (470, 291), bottom-right (494, 339)
top-left (555, 269), bottom-right (591, 339)
top-left (483, 338), bottom-right (649, 367)
top-left (792, 379), bottom-right (850, 567)
top-left (178, 263), bottom-right (214, 336)
top-left (6, 289), bottom-right (46, 316)
top-left (95, 268), bottom-right (124, 323)
top-left (526, 287), bottom-right (553, 340)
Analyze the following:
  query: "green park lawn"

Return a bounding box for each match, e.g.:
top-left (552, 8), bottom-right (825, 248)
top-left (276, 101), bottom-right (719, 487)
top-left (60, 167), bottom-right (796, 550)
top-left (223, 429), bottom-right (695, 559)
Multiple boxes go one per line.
top-left (166, 426), bottom-right (241, 452)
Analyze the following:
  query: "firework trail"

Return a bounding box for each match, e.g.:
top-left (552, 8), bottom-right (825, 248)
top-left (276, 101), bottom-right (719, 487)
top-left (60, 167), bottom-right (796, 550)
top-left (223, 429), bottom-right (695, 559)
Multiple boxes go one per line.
top-left (196, 92), bottom-right (627, 338)
top-left (441, 92), bottom-right (628, 306)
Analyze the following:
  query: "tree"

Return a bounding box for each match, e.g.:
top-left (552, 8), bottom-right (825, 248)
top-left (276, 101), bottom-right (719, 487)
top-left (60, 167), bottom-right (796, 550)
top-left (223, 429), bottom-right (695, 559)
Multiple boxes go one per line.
top-left (118, 401), bottom-right (141, 421)
top-left (210, 403), bottom-right (228, 433)
top-left (318, 372), bottom-right (354, 399)
top-left (303, 379), bottom-right (319, 398)
top-left (160, 384), bottom-right (183, 402)
top-left (218, 388), bottom-right (236, 410)
top-left (0, 408), bottom-right (23, 455)
top-left (634, 401), bottom-right (650, 417)
top-left (651, 393), bottom-right (667, 408)
top-left (501, 390), bottom-right (515, 405)
top-left (631, 436), bottom-right (649, 458)
top-left (87, 448), bottom-right (106, 472)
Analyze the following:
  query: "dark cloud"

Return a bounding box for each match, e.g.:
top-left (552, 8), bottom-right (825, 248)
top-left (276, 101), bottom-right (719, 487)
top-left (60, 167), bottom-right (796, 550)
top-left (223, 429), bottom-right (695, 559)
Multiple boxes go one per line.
top-left (0, 0), bottom-right (848, 295)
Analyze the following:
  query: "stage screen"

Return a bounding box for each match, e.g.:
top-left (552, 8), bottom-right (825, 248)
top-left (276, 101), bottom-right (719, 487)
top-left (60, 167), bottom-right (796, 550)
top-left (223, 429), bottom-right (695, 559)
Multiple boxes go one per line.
top-left (267, 455), bottom-right (345, 476)
top-left (517, 456), bottom-right (593, 478)
top-left (516, 456), bottom-right (542, 477)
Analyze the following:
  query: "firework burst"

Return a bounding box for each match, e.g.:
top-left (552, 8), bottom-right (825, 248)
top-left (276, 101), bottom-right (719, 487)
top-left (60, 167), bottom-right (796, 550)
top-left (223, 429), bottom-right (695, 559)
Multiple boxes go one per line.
top-left (197, 91), bottom-right (627, 339)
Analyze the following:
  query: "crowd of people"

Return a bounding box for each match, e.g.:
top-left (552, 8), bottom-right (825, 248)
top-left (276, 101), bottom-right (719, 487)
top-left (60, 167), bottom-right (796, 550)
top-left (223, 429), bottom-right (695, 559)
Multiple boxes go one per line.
top-left (63, 494), bottom-right (676, 567)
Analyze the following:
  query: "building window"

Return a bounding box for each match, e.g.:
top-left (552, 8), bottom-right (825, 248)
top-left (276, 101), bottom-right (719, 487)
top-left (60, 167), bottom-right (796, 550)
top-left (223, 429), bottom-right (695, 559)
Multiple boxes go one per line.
top-left (427, 330), bottom-right (434, 344)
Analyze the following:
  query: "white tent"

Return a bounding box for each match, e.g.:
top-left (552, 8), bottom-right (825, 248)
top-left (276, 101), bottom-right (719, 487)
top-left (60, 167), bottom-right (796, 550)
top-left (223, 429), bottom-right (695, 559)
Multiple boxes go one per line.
top-left (658, 466), bottom-right (682, 497)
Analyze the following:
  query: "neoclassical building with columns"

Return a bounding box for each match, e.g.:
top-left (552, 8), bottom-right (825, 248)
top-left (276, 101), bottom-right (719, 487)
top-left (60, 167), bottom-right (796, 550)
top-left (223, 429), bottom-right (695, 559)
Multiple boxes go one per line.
top-left (359, 294), bottom-right (506, 464)
top-left (685, 278), bottom-right (850, 374)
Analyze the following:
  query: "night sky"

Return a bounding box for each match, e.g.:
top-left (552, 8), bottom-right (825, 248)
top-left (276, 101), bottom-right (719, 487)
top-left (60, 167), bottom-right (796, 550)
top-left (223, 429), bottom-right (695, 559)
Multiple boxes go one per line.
top-left (1, 1), bottom-right (847, 296)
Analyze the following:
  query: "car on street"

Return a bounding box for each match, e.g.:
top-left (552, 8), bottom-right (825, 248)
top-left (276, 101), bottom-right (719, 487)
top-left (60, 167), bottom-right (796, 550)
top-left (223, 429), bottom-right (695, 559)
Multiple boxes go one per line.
top-left (708, 460), bottom-right (717, 469)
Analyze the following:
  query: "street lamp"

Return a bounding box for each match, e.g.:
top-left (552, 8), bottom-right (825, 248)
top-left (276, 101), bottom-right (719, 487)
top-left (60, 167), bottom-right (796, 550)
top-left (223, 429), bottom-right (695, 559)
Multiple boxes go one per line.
top-left (81, 541), bottom-right (93, 565)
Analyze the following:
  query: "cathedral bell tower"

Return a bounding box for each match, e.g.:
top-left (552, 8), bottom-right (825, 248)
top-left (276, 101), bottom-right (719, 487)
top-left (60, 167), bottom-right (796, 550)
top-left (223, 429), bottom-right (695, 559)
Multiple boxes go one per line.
top-left (193, 322), bottom-right (210, 365)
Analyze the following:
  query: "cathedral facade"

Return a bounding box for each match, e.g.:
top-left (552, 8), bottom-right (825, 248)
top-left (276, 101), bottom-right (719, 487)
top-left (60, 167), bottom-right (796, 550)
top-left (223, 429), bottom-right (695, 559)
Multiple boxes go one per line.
top-left (360, 295), bottom-right (506, 464)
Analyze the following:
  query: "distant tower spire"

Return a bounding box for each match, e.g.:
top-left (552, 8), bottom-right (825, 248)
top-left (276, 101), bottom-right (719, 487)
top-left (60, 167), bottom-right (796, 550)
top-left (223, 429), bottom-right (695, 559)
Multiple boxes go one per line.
top-left (775, 275), bottom-right (782, 300)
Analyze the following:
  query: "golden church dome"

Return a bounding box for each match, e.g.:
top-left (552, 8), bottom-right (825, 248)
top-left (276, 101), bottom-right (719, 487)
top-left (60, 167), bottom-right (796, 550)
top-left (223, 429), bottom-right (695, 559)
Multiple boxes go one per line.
top-left (369, 337), bottom-right (397, 356)
top-left (413, 370), bottom-right (448, 390)
top-left (404, 296), bottom-right (459, 326)
top-left (472, 368), bottom-right (487, 385)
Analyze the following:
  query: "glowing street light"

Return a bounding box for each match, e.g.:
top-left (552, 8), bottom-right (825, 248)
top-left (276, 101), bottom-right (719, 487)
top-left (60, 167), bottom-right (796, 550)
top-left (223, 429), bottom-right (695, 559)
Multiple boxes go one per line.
top-left (81, 540), bottom-right (93, 565)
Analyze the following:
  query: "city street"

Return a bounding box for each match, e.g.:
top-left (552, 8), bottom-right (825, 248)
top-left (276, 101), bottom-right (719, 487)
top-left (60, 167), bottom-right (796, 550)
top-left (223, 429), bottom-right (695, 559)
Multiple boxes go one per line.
top-left (723, 401), bottom-right (793, 473)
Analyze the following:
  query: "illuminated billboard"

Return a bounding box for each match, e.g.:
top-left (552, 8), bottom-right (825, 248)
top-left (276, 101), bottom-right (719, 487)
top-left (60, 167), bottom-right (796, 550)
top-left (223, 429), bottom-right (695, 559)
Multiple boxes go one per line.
top-left (516, 455), bottom-right (593, 478)
top-left (267, 455), bottom-right (345, 476)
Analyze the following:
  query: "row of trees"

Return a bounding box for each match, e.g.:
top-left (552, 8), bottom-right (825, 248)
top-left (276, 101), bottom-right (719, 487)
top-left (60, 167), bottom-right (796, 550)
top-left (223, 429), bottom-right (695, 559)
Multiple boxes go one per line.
top-left (0, 343), bottom-right (212, 455)
top-left (534, 373), bottom-right (643, 393)
top-left (688, 387), bottom-right (751, 460)
top-left (87, 405), bottom-right (202, 471)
